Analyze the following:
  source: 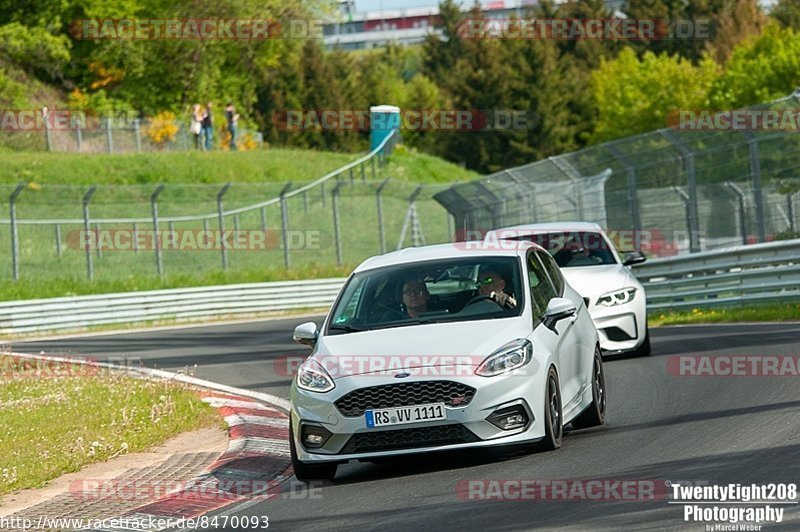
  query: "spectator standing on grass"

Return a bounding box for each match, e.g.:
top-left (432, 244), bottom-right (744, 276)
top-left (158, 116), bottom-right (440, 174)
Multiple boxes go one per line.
top-left (190, 104), bottom-right (205, 150)
top-left (202, 102), bottom-right (213, 150)
top-left (225, 102), bottom-right (239, 151)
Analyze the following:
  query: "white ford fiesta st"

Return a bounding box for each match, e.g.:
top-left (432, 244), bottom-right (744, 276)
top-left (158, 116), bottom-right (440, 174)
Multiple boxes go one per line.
top-left (488, 222), bottom-right (650, 356)
top-left (289, 240), bottom-right (605, 481)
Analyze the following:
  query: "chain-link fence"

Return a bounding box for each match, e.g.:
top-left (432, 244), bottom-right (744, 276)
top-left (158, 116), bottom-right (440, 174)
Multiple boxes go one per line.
top-left (0, 131), bottom-right (459, 282)
top-left (0, 117), bottom-right (262, 153)
top-left (434, 92), bottom-right (800, 257)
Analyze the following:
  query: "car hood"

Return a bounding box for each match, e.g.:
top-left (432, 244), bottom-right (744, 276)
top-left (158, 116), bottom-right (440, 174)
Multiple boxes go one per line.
top-left (313, 318), bottom-right (530, 380)
top-left (561, 264), bottom-right (634, 298)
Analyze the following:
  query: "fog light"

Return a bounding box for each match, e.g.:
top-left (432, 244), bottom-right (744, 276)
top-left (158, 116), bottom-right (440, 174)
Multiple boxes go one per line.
top-left (486, 405), bottom-right (530, 430)
top-left (300, 424), bottom-right (332, 449)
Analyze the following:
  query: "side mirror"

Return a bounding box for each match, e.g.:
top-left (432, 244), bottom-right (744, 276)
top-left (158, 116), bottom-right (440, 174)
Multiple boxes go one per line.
top-left (622, 250), bottom-right (647, 266)
top-left (293, 322), bottom-right (318, 347)
top-left (543, 298), bottom-right (577, 332)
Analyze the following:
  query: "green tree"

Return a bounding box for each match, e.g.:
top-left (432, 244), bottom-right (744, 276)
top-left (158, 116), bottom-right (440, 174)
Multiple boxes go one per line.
top-left (708, 25), bottom-right (800, 109)
top-left (590, 47), bottom-right (718, 142)
top-left (770, 0), bottom-right (800, 28)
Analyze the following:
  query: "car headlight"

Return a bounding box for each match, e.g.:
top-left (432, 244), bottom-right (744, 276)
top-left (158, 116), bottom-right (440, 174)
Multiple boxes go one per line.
top-left (296, 359), bottom-right (335, 393)
top-left (597, 287), bottom-right (637, 307)
top-left (476, 339), bottom-right (533, 377)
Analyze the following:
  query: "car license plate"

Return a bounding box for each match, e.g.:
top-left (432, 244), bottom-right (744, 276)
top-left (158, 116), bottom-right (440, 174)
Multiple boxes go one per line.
top-left (365, 403), bottom-right (447, 428)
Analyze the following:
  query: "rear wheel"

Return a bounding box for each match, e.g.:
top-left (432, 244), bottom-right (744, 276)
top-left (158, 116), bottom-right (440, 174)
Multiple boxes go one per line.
top-left (289, 420), bottom-right (338, 482)
top-left (538, 368), bottom-right (563, 451)
top-left (571, 346), bottom-right (607, 429)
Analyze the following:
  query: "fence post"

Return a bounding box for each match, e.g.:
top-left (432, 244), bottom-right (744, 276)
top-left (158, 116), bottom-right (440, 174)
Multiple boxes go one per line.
top-left (82, 186), bottom-right (98, 280)
top-left (725, 182), bottom-right (748, 245)
top-left (376, 178), bottom-right (390, 254)
top-left (95, 223), bottom-right (103, 258)
top-left (661, 131), bottom-right (700, 253)
top-left (55, 223), bottom-right (62, 258)
top-left (742, 132), bottom-right (767, 243)
top-left (151, 185), bottom-right (165, 275)
top-left (44, 121), bottom-right (53, 152)
top-left (132, 223), bottom-right (138, 254)
top-left (332, 181), bottom-right (344, 266)
top-left (350, 167), bottom-right (355, 186)
top-left (280, 182), bottom-right (292, 268)
top-left (672, 186), bottom-right (694, 252)
top-left (371, 156), bottom-right (376, 180)
top-left (788, 193), bottom-right (796, 233)
top-left (605, 145), bottom-right (642, 232)
top-left (260, 206), bottom-right (267, 230)
top-left (361, 161), bottom-right (366, 182)
top-left (134, 119), bottom-right (142, 153)
top-left (76, 123), bottom-right (82, 152)
top-left (217, 183), bottom-right (232, 270)
top-left (9, 184), bottom-right (25, 280)
top-left (105, 116), bottom-right (113, 154)
top-left (447, 212), bottom-right (454, 242)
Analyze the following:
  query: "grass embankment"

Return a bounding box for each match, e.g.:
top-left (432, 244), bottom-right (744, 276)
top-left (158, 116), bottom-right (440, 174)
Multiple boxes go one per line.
top-left (649, 303), bottom-right (800, 326)
top-left (0, 356), bottom-right (221, 496)
top-left (0, 145), bottom-right (478, 185)
top-left (0, 146), bottom-right (478, 301)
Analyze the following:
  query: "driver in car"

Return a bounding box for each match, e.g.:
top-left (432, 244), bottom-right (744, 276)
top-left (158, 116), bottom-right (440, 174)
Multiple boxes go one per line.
top-left (401, 277), bottom-right (430, 318)
top-left (477, 268), bottom-right (517, 309)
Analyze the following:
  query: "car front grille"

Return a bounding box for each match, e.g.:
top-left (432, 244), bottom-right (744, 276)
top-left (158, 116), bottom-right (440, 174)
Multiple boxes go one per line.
top-left (339, 424), bottom-right (480, 454)
top-left (335, 381), bottom-right (476, 417)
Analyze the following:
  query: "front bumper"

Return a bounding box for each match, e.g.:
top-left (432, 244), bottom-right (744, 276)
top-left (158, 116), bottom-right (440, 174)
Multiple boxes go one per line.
top-left (290, 372), bottom-right (546, 463)
top-left (586, 290), bottom-right (647, 354)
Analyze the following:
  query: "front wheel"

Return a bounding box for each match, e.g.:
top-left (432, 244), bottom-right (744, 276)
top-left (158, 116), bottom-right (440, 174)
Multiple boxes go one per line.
top-left (537, 368), bottom-right (563, 451)
top-left (290, 420), bottom-right (338, 482)
top-left (571, 346), bottom-right (607, 429)
top-left (631, 326), bottom-right (651, 357)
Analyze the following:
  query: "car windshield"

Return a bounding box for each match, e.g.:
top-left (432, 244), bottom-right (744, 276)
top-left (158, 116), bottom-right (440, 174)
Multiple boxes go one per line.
top-left (327, 256), bottom-right (524, 334)
top-left (508, 231), bottom-right (617, 268)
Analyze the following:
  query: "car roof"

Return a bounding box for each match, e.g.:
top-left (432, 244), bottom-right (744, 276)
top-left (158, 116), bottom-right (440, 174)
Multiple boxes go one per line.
top-left (491, 221), bottom-right (604, 234)
top-left (354, 241), bottom-right (540, 273)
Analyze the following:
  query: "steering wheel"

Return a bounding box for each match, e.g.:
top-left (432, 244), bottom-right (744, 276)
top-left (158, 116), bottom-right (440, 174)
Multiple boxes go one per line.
top-left (463, 294), bottom-right (499, 308)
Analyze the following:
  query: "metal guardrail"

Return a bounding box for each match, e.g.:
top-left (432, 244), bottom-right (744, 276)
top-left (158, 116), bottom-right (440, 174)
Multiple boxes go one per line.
top-left (2, 239), bottom-right (798, 334)
top-left (0, 278), bottom-right (346, 334)
top-left (635, 239), bottom-right (800, 312)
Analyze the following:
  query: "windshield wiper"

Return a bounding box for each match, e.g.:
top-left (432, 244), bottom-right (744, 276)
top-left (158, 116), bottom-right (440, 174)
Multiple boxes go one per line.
top-left (328, 324), bottom-right (366, 333)
top-left (371, 318), bottom-right (441, 330)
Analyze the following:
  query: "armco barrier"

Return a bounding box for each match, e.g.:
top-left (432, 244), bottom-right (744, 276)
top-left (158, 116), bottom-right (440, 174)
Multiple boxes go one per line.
top-left (635, 239), bottom-right (800, 312)
top-left (1, 239), bottom-right (798, 335)
top-left (0, 278), bottom-right (345, 334)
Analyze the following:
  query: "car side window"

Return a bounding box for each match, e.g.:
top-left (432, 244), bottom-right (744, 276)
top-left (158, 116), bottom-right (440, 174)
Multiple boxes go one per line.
top-left (537, 251), bottom-right (565, 296)
top-left (527, 252), bottom-right (556, 318)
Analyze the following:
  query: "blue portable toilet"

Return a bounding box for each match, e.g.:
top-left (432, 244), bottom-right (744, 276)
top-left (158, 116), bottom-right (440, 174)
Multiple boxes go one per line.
top-left (370, 105), bottom-right (401, 153)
